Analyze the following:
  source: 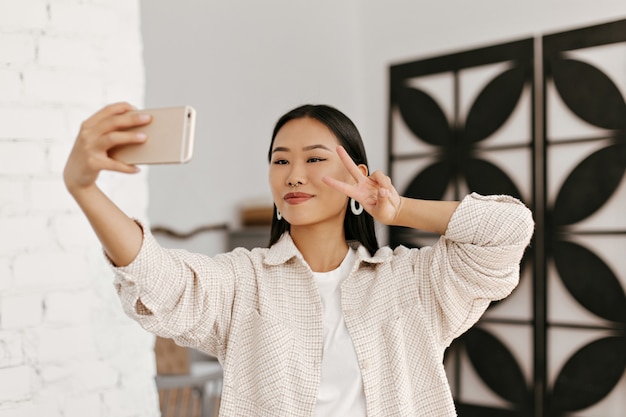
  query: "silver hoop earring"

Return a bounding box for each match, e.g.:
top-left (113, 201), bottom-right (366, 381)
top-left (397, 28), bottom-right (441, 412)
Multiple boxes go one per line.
top-left (350, 198), bottom-right (363, 216)
top-left (276, 209), bottom-right (282, 220)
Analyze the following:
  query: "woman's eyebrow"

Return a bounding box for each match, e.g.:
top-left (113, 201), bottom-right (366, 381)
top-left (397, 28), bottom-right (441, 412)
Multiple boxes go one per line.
top-left (271, 146), bottom-right (289, 154)
top-left (271, 144), bottom-right (332, 154)
top-left (303, 144), bottom-right (332, 152)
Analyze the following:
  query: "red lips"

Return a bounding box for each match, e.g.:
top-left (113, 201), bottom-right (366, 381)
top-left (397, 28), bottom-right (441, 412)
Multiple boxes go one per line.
top-left (284, 192), bottom-right (313, 204)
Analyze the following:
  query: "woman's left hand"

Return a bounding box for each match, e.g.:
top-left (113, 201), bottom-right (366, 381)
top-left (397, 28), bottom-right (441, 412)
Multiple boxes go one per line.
top-left (323, 146), bottom-right (403, 225)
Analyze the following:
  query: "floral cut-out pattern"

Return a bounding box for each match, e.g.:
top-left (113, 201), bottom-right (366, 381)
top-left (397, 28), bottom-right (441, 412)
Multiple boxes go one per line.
top-left (389, 19), bottom-right (626, 417)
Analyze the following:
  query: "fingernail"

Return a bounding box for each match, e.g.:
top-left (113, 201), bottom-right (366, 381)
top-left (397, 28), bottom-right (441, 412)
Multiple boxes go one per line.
top-left (138, 114), bottom-right (151, 122)
top-left (136, 132), bottom-right (147, 140)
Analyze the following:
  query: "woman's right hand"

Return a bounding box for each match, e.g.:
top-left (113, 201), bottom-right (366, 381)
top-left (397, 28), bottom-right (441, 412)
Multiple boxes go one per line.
top-left (63, 102), bottom-right (152, 194)
top-left (62, 102), bottom-right (152, 266)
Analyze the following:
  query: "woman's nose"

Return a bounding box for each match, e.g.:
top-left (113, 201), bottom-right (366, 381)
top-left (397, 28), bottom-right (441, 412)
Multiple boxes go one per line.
top-left (285, 163), bottom-right (306, 187)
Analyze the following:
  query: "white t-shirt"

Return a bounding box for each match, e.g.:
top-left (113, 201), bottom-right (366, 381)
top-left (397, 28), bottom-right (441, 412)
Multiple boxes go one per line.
top-left (312, 248), bottom-right (366, 417)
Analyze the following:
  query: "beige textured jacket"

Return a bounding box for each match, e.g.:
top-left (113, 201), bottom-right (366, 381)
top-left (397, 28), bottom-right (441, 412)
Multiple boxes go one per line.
top-left (112, 193), bottom-right (534, 417)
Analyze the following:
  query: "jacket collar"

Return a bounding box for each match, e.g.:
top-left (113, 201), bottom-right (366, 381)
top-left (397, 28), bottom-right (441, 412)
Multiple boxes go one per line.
top-left (263, 232), bottom-right (392, 267)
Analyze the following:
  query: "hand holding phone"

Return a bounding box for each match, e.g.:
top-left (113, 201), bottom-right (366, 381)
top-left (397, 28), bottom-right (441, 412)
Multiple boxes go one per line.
top-left (109, 106), bottom-right (196, 164)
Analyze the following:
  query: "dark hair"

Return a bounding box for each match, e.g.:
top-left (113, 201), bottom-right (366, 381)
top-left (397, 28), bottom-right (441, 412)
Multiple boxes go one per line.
top-left (267, 104), bottom-right (379, 255)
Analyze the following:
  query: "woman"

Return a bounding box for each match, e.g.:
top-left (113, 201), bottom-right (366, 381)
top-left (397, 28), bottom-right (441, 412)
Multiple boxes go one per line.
top-left (64, 102), bottom-right (534, 416)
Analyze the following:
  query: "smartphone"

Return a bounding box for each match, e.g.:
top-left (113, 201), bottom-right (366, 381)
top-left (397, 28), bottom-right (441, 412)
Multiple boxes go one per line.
top-left (110, 106), bottom-right (196, 164)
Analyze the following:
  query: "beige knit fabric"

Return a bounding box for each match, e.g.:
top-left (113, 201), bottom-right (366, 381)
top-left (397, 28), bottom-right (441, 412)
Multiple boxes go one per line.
top-left (112, 193), bottom-right (534, 416)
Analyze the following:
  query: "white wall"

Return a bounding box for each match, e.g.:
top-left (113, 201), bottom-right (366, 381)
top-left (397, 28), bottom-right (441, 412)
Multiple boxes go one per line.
top-left (143, 0), bottom-right (626, 255)
top-left (141, 0), bottom-right (361, 254)
top-left (0, 1), bottom-right (158, 416)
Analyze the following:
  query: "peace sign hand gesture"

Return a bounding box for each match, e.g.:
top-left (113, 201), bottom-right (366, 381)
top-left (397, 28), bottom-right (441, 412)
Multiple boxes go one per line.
top-left (322, 146), bottom-right (403, 226)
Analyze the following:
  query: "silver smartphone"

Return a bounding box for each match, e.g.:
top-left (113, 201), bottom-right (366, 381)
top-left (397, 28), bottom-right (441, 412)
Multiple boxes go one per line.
top-left (110, 106), bottom-right (196, 164)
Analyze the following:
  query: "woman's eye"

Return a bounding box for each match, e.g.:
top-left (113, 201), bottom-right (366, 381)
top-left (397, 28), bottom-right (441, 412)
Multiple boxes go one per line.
top-left (307, 157), bottom-right (326, 163)
top-left (273, 159), bottom-right (288, 165)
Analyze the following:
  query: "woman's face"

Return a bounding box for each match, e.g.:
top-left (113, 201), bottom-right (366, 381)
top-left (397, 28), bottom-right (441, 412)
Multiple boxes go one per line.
top-left (269, 117), bottom-right (359, 227)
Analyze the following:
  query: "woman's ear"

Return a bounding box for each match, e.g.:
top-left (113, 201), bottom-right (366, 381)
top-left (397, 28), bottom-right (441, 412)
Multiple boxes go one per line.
top-left (358, 164), bottom-right (368, 178)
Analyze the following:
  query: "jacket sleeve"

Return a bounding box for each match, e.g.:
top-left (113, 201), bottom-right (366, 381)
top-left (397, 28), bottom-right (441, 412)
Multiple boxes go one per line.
top-left (108, 221), bottom-right (245, 358)
top-left (417, 193), bottom-right (534, 348)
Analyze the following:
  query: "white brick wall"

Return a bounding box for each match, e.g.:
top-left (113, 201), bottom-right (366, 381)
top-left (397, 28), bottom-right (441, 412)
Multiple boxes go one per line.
top-left (0, 1), bottom-right (158, 416)
top-left (0, 365), bottom-right (33, 402)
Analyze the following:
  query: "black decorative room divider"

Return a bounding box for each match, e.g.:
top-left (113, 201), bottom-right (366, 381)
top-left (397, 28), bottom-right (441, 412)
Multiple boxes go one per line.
top-left (388, 19), bottom-right (626, 417)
